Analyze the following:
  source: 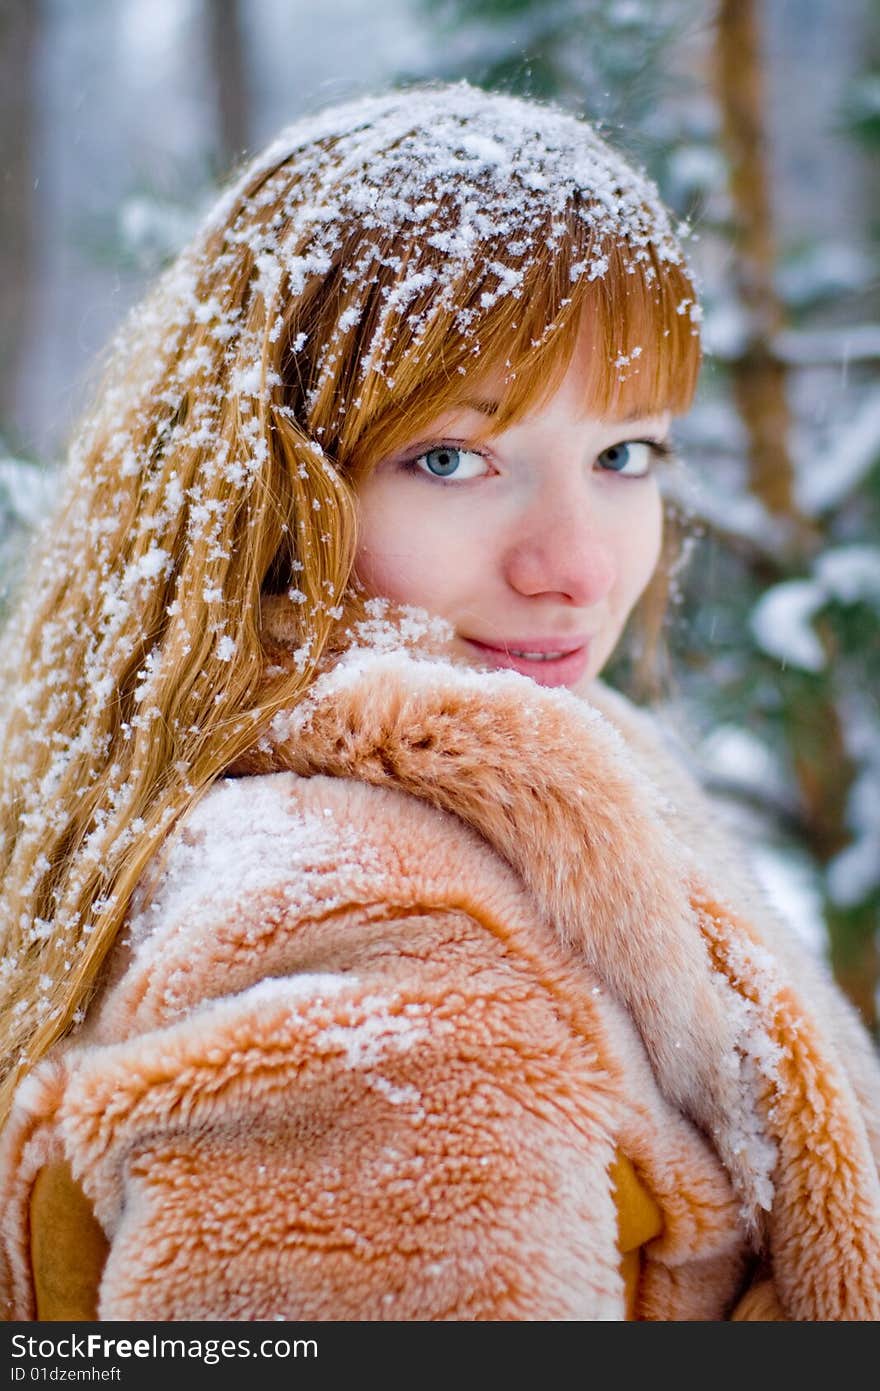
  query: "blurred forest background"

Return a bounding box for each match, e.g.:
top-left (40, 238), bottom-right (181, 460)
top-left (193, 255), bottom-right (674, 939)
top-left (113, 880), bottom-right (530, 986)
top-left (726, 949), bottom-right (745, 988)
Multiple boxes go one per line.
top-left (1, 0), bottom-right (879, 1032)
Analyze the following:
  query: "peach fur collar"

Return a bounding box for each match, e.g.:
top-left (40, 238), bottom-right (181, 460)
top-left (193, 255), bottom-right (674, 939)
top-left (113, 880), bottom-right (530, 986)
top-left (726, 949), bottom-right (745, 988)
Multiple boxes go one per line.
top-left (230, 641), bottom-right (880, 1319)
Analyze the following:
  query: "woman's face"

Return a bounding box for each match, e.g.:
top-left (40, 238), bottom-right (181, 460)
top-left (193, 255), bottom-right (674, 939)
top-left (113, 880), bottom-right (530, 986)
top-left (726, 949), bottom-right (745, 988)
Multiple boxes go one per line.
top-left (355, 339), bottom-right (669, 695)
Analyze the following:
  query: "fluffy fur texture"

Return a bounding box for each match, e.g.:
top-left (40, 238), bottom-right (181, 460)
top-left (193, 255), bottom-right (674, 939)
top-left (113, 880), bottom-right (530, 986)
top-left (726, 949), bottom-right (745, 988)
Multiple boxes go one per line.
top-left (1, 650), bottom-right (879, 1320)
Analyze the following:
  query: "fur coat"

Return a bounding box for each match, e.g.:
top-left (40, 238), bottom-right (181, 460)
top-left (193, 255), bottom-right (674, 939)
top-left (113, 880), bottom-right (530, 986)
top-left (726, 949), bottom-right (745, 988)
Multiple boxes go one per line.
top-left (2, 645), bottom-right (880, 1321)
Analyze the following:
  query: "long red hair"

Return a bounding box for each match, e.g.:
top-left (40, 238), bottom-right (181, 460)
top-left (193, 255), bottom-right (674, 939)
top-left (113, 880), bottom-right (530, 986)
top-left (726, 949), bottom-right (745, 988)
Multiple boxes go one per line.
top-left (0, 84), bottom-right (700, 1123)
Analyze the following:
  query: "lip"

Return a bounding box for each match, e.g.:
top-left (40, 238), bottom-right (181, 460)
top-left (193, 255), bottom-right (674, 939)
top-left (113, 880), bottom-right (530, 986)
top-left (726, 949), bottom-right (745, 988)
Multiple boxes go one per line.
top-left (462, 636), bottom-right (591, 688)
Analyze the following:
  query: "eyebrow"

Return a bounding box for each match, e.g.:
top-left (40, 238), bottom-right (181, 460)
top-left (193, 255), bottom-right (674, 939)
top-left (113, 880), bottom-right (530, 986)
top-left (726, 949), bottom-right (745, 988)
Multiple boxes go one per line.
top-left (456, 399), bottom-right (668, 427)
top-left (615, 407), bottom-right (666, 424)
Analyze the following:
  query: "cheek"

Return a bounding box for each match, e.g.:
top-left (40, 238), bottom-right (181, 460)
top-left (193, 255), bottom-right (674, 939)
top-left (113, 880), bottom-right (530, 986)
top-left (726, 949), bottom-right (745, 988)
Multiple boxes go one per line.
top-left (615, 489), bottom-right (663, 603)
top-left (355, 483), bottom-right (471, 611)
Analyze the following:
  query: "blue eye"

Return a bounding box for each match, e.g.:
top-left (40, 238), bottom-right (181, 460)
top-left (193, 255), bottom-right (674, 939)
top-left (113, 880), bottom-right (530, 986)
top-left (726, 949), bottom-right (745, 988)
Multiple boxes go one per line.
top-left (596, 441), bottom-right (654, 477)
top-left (414, 446), bottom-right (488, 480)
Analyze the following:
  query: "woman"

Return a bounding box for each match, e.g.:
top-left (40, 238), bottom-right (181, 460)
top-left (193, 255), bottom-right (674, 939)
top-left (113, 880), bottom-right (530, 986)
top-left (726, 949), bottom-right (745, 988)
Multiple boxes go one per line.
top-left (1, 83), bottom-right (878, 1322)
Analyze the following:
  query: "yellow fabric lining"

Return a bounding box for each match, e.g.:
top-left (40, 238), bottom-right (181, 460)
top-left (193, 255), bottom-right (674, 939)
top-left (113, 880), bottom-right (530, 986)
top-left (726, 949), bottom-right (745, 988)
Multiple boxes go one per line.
top-left (30, 1161), bottom-right (109, 1321)
top-left (610, 1149), bottom-right (664, 1318)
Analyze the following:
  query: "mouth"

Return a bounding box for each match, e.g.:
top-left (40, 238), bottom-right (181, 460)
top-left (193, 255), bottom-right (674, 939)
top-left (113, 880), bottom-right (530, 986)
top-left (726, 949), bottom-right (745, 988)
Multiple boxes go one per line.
top-left (462, 637), bottom-right (591, 688)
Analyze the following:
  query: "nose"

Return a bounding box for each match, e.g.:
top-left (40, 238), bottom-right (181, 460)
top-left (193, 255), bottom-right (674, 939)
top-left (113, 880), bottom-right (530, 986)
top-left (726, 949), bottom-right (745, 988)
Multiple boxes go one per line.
top-left (502, 482), bottom-right (616, 606)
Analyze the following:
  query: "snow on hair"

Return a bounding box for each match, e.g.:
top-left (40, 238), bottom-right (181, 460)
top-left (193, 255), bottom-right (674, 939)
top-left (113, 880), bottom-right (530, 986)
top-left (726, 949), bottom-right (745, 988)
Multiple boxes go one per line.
top-left (0, 81), bottom-right (700, 1122)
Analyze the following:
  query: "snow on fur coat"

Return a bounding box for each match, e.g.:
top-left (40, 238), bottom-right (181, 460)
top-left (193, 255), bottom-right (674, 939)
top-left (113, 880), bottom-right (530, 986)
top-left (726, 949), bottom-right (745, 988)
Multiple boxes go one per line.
top-left (2, 642), bottom-right (880, 1321)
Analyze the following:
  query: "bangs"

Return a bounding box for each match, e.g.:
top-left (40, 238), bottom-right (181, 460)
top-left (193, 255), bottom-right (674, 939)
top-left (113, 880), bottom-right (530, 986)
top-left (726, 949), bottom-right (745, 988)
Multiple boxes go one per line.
top-left (300, 210), bottom-right (701, 476)
top-left (497, 234), bottom-right (701, 423)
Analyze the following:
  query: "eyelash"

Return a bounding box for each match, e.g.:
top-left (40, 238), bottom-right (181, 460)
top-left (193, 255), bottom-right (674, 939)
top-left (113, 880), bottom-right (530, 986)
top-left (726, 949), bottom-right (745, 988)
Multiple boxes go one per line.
top-left (398, 441), bottom-right (489, 480)
top-left (632, 438), bottom-right (674, 468)
top-left (399, 437), bottom-right (674, 480)
top-left (598, 438), bottom-right (676, 470)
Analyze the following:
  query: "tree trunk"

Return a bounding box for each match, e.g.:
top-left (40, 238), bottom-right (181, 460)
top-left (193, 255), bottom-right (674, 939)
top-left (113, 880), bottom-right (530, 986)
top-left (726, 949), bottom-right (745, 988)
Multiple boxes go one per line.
top-left (0, 0), bottom-right (40, 445)
top-left (714, 0), bottom-right (802, 521)
top-left (205, 0), bottom-right (251, 172)
top-left (713, 0), bottom-right (876, 1031)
